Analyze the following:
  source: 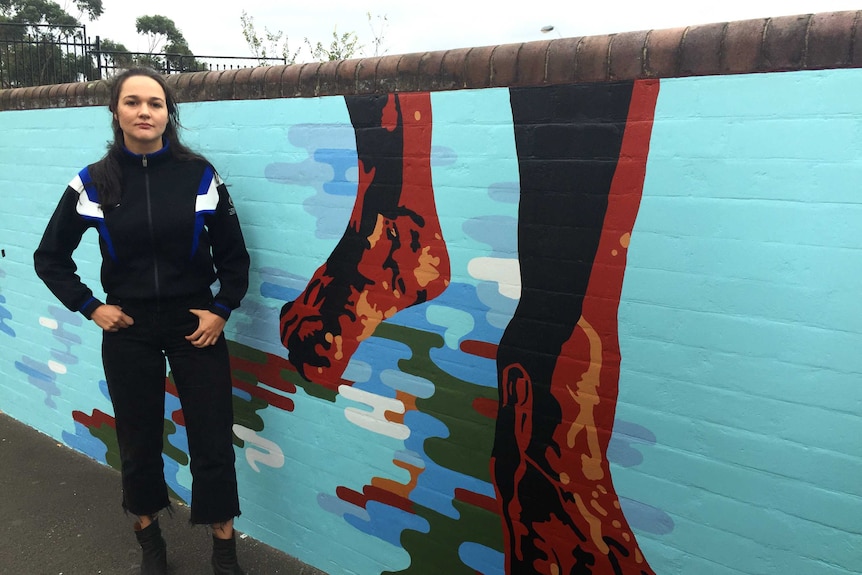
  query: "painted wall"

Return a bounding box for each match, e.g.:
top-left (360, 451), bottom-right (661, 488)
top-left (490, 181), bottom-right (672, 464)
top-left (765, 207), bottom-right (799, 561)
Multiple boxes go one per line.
top-left (1, 68), bottom-right (860, 575)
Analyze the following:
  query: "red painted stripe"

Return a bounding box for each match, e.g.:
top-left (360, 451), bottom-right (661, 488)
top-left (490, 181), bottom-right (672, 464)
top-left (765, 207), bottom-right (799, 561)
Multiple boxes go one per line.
top-left (459, 339), bottom-right (498, 360)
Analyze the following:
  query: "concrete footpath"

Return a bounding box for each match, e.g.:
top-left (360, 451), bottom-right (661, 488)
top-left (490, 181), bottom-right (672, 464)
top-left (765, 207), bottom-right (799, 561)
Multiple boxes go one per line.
top-left (0, 411), bottom-right (327, 575)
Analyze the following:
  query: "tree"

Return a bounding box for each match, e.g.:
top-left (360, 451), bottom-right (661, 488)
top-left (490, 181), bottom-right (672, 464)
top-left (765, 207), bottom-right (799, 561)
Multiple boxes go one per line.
top-left (135, 14), bottom-right (184, 53)
top-left (0, 0), bottom-right (102, 87)
top-left (0, 0), bottom-right (97, 30)
top-left (95, 37), bottom-right (134, 73)
top-left (134, 14), bottom-right (202, 72)
top-left (163, 40), bottom-right (204, 72)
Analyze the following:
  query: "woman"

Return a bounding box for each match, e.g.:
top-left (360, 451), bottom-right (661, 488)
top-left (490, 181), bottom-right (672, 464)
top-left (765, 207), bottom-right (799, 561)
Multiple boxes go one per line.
top-left (34, 67), bottom-right (250, 575)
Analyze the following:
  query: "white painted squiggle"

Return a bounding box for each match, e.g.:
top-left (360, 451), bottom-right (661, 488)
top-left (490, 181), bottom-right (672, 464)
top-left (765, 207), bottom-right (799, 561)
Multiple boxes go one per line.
top-left (47, 360), bottom-right (66, 374)
top-left (467, 257), bottom-right (521, 299)
top-left (338, 384), bottom-right (409, 440)
top-left (232, 424), bottom-right (285, 472)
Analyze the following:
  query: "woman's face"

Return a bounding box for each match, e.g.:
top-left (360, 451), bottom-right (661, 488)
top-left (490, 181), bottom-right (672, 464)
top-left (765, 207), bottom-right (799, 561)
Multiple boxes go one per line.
top-left (114, 75), bottom-right (169, 155)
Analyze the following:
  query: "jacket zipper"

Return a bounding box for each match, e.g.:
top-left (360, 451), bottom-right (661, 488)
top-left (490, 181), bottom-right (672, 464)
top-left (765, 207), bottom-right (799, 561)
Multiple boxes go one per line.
top-left (143, 154), bottom-right (161, 310)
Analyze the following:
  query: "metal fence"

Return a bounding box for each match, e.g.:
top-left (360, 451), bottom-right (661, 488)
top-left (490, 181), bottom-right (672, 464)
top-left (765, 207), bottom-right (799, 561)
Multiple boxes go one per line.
top-left (0, 23), bottom-right (91, 88)
top-left (92, 46), bottom-right (286, 77)
top-left (1, 23), bottom-right (285, 89)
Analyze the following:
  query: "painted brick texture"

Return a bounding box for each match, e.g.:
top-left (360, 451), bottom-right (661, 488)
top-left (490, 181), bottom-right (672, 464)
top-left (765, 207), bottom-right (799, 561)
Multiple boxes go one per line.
top-left (1, 10), bottom-right (860, 575)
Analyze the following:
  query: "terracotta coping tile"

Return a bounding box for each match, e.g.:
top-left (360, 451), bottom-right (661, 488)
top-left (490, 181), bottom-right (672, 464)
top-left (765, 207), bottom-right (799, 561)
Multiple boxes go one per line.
top-left (0, 88), bottom-right (12, 110)
top-left (313, 60), bottom-right (339, 97)
top-left (46, 84), bottom-right (65, 106)
top-left (202, 71), bottom-right (224, 101)
top-left (232, 67), bottom-right (256, 100)
top-left (516, 39), bottom-right (551, 86)
top-left (66, 82), bottom-right (85, 106)
top-left (354, 58), bottom-right (379, 94)
top-left (164, 73), bottom-right (182, 93)
top-left (54, 83), bottom-right (72, 102)
top-left (806, 11), bottom-right (856, 69)
top-left (852, 11), bottom-right (862, 67)
top-left (574, 34), bottom-right (611, 83)
top-left (396, 51), bottom-right (425, 92)
top-left (375, 55), bottom-right (400, 94)
top-left (185, 71), bottom-right (208, 101)
top-left (263, 66), bottom-right (286, 99)
top-left (439, 47), bottom-right (472, 91)
top-left (609, 30), bottom-right (648, 80)
top-left (216, 68), bottom-right (239, 100)
top-left (13, 87), bottom-right (32, 109)
top-left (679, 22), bottom-right (726, 76)
top-left (296, 62), bottom-right (321, 98)
top-left (280, 63), bottom-right (303, 98)
top-left (334, 58), bottom-right (360, 95)
top-left (418, 50), bottom-right (446, 91)
top-left (762, 14), bottom-right (812, 71)
top-left (464, 45), bottom-right (495, 89)
top-left (172, 72), bottom-right (194, 102)
top-left (645, 27), bottom-right (685, 77)
top-left (722, 18), bottom-right (767, 74)
top-left (84, 81), bottom-right (105, 107)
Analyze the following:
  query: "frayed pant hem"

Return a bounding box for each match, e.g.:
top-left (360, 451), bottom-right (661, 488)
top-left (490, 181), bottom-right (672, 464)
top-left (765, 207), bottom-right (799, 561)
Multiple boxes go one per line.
top-left (122, 501), bottom-right (174, 520)
top-left (188, 511), bottom-right (241, 527)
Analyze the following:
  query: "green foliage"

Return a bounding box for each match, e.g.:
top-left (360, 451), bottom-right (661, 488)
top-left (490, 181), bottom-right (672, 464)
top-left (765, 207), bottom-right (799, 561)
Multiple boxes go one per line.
top-left (71, 0), bottom-right (102, 21)
top-left (240, 10), bottom-right (298, 65)
top-left (135, 14), bottom-right (185, 53)
top-left (95, 37), bottom-right (133, 72)
top-left (164, 40), bottom-right (205, 72)
top-left (240, 10), bottom-right (389, 64)
top-left (0, 0), bottom-right (104, 24)
top-left (2, 0), bottom-right (79, 29)
top-left (132, 14), bottom-right (203, 73)
top-left (0, 0), bottom-right (97, 87)
top-left (304, 26), bottom-right (359, 62)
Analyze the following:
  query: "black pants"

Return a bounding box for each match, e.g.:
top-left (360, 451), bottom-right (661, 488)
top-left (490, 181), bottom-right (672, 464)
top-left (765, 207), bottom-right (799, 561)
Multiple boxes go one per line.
top-left (102, 294), bottom-right (240, 524)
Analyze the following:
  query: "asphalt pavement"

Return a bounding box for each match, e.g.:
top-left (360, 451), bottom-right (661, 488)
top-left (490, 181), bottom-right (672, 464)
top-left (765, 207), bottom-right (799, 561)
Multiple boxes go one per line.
top-left (0, 410), bottom-right (327, 575)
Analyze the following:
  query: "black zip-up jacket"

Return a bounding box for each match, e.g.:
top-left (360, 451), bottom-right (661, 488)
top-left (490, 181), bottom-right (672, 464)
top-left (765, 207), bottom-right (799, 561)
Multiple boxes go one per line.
top-left (34, 143), bottom-right (250, 321)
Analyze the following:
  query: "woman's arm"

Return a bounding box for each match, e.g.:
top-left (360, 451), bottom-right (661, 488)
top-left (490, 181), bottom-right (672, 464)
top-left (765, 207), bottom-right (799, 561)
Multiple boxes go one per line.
top-left (33, 180), bottom-right (103, 319)
top-left (206, 172), bottom-right (250, 320)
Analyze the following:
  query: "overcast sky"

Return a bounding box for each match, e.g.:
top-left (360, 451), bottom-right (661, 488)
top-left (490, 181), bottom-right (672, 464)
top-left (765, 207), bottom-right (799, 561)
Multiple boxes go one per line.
top-left (82, 0), bottom-right (859, 62)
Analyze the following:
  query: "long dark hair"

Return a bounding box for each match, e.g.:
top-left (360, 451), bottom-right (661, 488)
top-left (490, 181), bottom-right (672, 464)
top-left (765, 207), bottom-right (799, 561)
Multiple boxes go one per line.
top-left (89, 67), bottom-right (206, 211)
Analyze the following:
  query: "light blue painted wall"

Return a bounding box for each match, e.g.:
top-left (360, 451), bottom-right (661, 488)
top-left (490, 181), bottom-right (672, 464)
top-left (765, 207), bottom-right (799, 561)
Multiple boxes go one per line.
top-left (1, 69), bottom-right (860, 575)
top-left (617, 69), bottom-right (862, 575)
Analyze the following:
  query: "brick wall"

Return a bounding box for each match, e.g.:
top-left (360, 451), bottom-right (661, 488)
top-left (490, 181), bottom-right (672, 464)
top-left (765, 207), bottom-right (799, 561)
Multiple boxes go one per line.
top-left (3, 11), bottom-right (862, 109)
top-left (1, 11), bottom-right (860, 575)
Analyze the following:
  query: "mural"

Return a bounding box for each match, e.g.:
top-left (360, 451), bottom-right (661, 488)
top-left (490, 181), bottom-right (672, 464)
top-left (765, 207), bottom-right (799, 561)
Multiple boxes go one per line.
top-left (2, 68), bottom-right (862, 575)
top-left (273, 82), bottom-right (660, 573)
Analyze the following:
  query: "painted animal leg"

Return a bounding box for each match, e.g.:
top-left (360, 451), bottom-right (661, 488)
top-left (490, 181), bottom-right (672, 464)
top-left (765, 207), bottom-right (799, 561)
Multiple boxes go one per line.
top-left (280, 92), bottom-right (450, 389)
top-left (493, 80), bottom-right (659, 575)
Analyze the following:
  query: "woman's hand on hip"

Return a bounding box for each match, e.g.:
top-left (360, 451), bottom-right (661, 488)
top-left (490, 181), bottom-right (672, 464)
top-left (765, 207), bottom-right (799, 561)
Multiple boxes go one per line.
top-left (91, 305), bottom-right (134, 332)
top-left (186, 309), bottom-right (226, 348)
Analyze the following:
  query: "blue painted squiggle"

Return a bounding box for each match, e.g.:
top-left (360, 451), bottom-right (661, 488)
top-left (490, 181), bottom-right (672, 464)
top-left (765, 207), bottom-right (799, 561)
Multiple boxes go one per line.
top-left (0, 293), bottom-right (15, 337)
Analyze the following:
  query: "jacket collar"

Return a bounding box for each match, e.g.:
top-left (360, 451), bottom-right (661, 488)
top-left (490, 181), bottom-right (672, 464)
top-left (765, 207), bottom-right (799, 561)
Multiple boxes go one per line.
top-left (121, 139), bottom-right (171, 167)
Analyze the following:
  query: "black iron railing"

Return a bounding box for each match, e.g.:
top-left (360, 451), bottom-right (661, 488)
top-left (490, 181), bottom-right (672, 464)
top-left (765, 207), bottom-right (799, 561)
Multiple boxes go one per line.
top-left (0, 23), bottom-right (91, 88)
top-left (1, 23), bottom-right (285, 89)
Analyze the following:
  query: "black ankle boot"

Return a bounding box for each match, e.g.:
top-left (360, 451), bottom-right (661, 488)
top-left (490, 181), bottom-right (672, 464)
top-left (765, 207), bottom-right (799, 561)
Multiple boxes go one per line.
top-left (134, 519), bottom-right (167, 575)
top-left (212, 533), bottom-right (245, 575)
